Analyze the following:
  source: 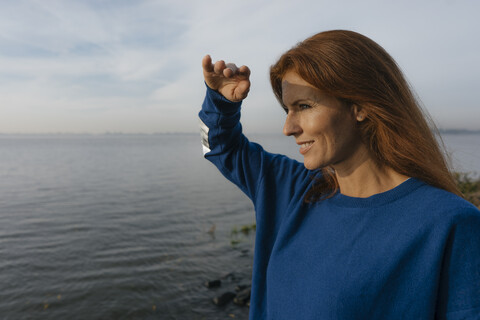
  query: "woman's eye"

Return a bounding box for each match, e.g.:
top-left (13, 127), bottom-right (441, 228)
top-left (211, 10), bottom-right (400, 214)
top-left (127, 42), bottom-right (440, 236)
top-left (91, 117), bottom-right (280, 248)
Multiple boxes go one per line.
top-left (299, 104), bottom-right (311, 110)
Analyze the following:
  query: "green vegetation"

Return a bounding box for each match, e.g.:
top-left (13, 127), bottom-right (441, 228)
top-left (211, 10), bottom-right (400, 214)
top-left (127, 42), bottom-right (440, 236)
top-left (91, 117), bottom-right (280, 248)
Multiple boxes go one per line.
top-left (454, 172), bottom-right (480, 208)
top-left (230, 224), bottom-right (256, 247)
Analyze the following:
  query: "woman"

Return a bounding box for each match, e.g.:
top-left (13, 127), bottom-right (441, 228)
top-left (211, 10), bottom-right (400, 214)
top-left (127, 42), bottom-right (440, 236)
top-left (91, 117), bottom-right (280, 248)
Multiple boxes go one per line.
top-left (199, 30), bottom-right (480, 319)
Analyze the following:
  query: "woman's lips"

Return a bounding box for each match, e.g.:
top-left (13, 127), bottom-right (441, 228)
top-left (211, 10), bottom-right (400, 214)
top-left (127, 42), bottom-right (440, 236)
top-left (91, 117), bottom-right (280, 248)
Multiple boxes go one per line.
top-left (299, 141), bottom-right (314, 155)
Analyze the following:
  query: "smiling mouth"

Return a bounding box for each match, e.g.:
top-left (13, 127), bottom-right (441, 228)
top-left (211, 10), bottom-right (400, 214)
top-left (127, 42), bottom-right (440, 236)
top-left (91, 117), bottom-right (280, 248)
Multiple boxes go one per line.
top-left (299, 141), bottom-right (314, 154)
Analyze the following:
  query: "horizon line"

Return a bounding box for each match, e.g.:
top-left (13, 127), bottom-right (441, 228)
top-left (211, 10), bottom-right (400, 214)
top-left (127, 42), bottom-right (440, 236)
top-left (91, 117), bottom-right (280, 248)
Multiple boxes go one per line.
top-left (1, 128), bottom-right (480, 136)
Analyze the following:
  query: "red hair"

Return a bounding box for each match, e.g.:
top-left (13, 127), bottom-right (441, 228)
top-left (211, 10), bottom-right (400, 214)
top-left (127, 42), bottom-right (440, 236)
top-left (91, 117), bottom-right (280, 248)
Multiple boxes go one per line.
top-left (270, 30), bottom-right (460, 201)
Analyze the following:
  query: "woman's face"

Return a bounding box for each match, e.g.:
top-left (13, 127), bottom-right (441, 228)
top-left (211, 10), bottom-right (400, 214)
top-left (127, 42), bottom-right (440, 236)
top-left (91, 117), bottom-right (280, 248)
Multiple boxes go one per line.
top-left (282, 71), bottom-right (363, 170)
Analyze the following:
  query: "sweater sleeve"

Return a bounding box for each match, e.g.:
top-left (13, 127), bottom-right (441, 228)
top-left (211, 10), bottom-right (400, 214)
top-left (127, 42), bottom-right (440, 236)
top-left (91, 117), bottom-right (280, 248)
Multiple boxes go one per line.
top-left (198, 85), bottom-right (306, 203)
top-left (436, 207), bottom-right (480, 319)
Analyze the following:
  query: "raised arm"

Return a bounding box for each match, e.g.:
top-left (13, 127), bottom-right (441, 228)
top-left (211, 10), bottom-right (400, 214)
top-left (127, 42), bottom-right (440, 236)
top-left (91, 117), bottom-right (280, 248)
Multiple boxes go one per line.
top-left (199, 55), bottom-right (264, 200)
top-left (202, 54), bottom-right (251, 102)
top-left (199, 55), bottom-right (308, 203)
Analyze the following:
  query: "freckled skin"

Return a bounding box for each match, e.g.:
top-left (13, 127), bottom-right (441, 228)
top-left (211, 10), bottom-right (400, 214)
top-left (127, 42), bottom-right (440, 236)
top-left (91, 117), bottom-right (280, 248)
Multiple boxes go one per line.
top-left (282, 71), bottom-right (363, 171)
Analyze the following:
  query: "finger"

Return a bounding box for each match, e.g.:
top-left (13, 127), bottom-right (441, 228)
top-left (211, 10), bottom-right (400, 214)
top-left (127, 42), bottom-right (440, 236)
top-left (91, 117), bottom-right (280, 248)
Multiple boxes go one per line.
top-left (238, 80), bottom-right (250, 94)
top-left (235, 80), bottom-right (251, 100)
top-left (238, 65), bottom-right (251, 78)
top-left (202, 55), bottom-right (213, 72)
top-left (213, 60), bottom-right (226, 75)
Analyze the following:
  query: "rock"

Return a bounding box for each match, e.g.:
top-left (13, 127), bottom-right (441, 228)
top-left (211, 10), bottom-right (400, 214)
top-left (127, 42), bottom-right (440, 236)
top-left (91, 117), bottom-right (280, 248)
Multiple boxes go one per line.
top-left (233, 287), bottom-right (251, 306)
top-left (212, 292), bottom-right (236, 306)
top-left (235, 284), bottom-right (251, 292)
top-left (204, 279), bottom-right (221, 288)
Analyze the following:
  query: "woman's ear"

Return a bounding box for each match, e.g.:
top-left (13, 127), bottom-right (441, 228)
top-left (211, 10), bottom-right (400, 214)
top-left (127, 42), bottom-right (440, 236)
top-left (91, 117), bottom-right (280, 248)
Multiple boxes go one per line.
top-left (353, 104), bottom-right (367, 122)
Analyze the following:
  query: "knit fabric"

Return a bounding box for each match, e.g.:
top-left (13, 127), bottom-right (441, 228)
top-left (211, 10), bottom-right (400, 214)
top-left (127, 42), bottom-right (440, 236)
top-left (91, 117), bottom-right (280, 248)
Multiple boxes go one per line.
top-left (199, 86), bottom-right (480, 319)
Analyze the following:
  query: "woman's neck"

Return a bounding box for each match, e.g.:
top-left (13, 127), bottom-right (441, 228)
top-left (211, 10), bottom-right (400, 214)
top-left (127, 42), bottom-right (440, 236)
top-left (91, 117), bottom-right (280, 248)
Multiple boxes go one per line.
top-left (333, 147), bottom-right (409, 198)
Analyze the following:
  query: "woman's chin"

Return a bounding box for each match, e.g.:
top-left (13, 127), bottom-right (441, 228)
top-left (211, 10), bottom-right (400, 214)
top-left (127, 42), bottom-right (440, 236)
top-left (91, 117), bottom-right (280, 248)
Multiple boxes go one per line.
top-left (303, 160), bottom-right (322, 171)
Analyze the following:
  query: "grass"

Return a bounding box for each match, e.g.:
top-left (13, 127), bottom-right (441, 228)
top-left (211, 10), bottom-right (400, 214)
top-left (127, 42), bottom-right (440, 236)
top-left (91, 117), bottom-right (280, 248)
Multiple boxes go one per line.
top-left (230, 224), bottom-right (256, 247)
top-left (454, 172), bottom-right (480, 208)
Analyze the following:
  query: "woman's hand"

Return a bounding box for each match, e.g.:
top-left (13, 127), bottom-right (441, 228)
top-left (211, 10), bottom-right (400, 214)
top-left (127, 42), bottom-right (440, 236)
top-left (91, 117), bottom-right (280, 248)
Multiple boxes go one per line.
top-left (202, 55), bottom-right (251, 102)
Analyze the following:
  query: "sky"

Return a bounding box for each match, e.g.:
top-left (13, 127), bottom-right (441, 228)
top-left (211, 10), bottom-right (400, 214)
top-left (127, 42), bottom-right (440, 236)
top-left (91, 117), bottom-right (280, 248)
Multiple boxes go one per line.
top-left (0, 0), bottom-right (479, 134)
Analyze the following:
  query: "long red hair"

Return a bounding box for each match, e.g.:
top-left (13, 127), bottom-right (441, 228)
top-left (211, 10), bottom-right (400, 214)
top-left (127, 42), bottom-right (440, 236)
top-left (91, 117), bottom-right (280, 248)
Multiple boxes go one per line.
top-left (270, 30), bottom-right (460, 201)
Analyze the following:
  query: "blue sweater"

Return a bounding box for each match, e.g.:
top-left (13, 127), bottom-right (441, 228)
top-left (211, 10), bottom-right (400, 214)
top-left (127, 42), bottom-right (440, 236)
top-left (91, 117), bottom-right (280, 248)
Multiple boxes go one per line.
top-left (199, 86), bottom-right (480, 319)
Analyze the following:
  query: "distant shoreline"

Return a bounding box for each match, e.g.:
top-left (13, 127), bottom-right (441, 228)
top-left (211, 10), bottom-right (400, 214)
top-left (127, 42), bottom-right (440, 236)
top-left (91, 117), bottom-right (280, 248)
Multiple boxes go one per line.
top-left (439, 129), bottom-right (480, 135)
top-left (0, 132), bottom-right (200, 137)
top-left (1, 130), bottom-right (480, 136)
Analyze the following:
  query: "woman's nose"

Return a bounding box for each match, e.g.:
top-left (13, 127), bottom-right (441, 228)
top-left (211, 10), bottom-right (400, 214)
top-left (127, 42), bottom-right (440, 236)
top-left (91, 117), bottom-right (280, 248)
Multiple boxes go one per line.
top-left (283, 113), bottom-right (301, 136)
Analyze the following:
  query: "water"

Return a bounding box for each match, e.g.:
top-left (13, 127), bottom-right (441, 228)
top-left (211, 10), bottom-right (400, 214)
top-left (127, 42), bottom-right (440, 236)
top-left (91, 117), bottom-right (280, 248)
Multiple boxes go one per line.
top-left (0, 133), bottom-right (478, 319)
top-left (441, 133), bottom-right (480, 176)
top-left (0, 134), bottom-right (255, 320)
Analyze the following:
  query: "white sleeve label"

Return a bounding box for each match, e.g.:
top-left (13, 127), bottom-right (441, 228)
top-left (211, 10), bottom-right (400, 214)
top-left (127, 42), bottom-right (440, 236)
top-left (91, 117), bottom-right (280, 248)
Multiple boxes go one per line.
top-left (199, 118), bottom-right (211, 155)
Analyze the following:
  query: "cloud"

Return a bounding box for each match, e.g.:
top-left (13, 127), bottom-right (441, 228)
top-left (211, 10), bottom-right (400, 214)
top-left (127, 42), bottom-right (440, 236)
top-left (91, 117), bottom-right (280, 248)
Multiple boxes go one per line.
top-left (0, 0), bottom-right (479, 133)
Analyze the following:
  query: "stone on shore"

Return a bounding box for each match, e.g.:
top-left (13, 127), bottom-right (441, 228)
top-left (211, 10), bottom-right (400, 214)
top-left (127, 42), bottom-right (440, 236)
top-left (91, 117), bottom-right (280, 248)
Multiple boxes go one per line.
top-left (212, 292), bottom-right (236, 306)
top-left (233, 287), bottom-right (251, 306)
top-left (204, 279), bottom-right (221, 288)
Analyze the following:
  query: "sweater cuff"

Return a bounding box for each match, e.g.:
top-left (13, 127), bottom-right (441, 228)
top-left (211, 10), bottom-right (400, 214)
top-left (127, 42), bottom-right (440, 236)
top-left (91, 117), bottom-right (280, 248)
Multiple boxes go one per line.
top-left (204, 82), bottom-right (242, 114)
